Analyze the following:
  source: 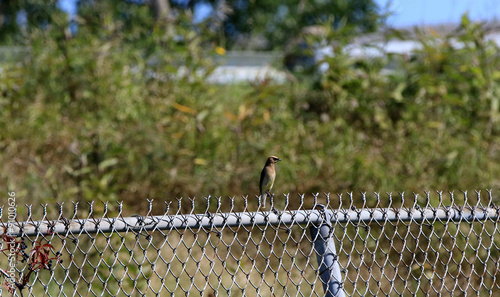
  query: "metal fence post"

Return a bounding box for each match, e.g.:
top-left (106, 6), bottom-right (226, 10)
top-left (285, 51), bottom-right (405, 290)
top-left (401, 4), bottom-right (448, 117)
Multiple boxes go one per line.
top-left (310, 205), bottom-right (345, 297)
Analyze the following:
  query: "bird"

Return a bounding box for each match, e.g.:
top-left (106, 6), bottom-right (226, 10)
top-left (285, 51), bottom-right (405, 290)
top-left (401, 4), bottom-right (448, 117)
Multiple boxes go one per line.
top-left (259, 156), bottom-right (281, 209)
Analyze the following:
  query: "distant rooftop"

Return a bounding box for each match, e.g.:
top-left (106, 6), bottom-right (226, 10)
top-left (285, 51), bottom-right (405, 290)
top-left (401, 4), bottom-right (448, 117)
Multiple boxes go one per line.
top-left (345, 21), bottom-right (500, 57)
top-left (213, 51), bottom-right (281, 67)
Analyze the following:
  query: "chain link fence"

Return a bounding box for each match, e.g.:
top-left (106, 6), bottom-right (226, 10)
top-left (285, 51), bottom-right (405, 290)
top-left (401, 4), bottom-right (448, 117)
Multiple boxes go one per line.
top-left (0, 190), bottom-right (499, 296)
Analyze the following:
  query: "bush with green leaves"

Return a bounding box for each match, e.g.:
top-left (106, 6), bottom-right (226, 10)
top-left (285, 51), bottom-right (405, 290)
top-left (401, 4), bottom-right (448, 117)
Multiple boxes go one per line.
top-left (1, 11), bottom-right (499, 213)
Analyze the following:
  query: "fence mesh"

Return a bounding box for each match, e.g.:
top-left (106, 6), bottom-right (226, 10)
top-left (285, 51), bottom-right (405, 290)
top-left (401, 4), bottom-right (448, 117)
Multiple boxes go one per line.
top-left (0, 190), bottom-right (499, 296)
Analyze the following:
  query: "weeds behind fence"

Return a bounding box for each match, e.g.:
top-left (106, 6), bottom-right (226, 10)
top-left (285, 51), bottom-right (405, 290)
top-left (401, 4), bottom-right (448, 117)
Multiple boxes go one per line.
top-left (0, 191), bottom-right (498, 296)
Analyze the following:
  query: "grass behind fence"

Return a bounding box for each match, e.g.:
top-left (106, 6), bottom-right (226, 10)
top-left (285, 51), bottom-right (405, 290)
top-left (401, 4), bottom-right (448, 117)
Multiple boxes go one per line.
top-left (1, 16), bottom-right (500, 214)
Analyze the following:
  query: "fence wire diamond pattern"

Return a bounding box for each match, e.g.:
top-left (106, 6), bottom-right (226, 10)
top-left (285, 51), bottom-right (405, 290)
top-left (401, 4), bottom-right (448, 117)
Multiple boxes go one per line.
top-left (0, 190), bottom-right (499, 296)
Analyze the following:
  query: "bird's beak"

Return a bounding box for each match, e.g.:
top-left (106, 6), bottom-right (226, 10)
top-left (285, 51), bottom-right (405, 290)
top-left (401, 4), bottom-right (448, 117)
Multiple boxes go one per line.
top-left (277, 158), bottom-right (281, 162)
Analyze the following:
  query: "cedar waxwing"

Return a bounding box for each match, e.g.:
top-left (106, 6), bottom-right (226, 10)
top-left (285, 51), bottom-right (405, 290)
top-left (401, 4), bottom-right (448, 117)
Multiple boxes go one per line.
top-left (259, 156), bottom-right (281, 209)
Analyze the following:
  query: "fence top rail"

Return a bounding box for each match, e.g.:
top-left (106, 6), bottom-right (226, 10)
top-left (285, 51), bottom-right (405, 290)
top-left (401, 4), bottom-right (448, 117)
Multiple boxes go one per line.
top-left (1, 205), bottom-right (498, 237)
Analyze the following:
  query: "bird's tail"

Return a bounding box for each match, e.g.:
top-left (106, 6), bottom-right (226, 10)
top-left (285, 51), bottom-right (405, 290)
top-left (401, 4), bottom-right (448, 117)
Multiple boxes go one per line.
top-left (260, 193), bottom-right (267, 209)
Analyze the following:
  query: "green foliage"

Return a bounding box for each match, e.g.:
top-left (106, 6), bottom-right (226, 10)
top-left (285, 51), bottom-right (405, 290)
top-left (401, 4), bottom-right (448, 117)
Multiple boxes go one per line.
top-left (294, 14), bottom-right (500, 201)
top-left (0, 2), bottom-right (217, 212)
top-left (1, 9), bottom-right (500, 213)
top-left (222, 0), bottom-right (381, 50)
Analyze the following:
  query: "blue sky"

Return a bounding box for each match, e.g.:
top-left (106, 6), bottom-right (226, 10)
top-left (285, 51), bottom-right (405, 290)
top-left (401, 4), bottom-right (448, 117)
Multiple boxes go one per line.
top-left (376, 0), bottom-right (500, 27)
top-left (59, 0), bottom-right (500, 27)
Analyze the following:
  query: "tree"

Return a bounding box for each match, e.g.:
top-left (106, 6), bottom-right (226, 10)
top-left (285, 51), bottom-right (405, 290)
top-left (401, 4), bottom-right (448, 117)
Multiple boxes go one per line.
top-left (0, 0), bottom-right (22, 43)
top-left (0, 0), bottom-right (63, 44)
top-left (217, 0), bottom-right (381, 50)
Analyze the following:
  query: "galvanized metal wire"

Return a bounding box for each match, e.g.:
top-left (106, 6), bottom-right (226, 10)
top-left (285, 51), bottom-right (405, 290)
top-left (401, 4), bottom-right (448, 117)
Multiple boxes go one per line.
top-left (0, 190), bottom-right (499, 296)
